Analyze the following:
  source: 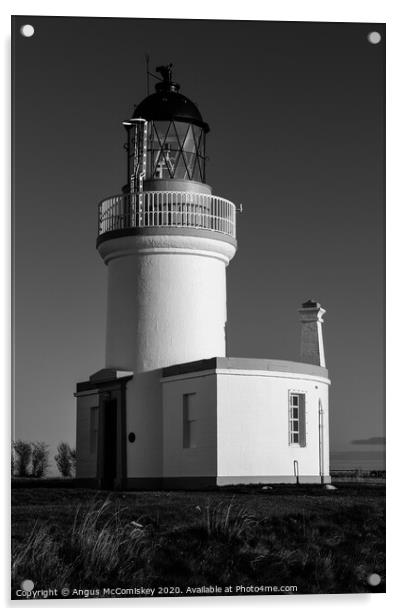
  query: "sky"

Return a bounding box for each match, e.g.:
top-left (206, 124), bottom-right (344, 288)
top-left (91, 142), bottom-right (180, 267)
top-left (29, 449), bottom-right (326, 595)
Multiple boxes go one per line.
top-left (12, 16), bottom-right (385, 467)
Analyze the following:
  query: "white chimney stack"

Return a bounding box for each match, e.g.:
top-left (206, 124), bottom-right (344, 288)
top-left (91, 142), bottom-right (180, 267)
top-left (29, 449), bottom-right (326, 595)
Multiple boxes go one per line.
top-left (298, 300), bottom-right (326, 367)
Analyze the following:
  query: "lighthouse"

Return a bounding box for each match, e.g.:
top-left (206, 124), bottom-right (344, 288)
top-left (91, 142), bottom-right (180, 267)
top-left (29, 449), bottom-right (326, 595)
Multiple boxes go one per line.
top-left (98, 64), bottom-right (237, 373)
top-left (75, 64), bottom-right (331, 490)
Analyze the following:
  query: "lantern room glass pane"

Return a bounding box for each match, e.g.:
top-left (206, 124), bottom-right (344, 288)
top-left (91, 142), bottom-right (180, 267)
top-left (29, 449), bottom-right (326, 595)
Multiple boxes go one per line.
top-left (146, 120), bottom-right (206, 182)
top-left (174, 121), bottom-right (190, 141)
top-left (182, 125), bottom-right (196, 153)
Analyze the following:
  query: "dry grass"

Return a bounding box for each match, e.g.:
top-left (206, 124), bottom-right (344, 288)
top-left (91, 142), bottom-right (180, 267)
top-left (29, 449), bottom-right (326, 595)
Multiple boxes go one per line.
top-left (11, 484), bottom-right (385, 597)
top-left (12, 498), bottom-right (149, 590)
top-left (204, 498), bottom-right (257, 540)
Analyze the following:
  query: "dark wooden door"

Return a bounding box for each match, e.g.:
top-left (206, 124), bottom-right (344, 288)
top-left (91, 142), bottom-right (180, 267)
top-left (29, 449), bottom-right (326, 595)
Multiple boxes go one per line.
top-left (99, 398), bottom-right (117, 490)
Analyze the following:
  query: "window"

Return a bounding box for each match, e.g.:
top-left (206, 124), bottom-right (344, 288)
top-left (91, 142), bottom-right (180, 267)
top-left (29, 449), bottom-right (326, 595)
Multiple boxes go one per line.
top-left (289, 393), bottom-right (306, 447)
top-left (147, 121), bottom-right (206, 182)
top-left (183, 393), bottom-right (197, 448)
top-left (89, 406), bottom-right (99, 455)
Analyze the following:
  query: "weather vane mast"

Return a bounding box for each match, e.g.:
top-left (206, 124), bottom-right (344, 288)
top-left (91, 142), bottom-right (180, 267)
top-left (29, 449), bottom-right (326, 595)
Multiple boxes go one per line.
top-left (155, 63), bottom-right (173, 84)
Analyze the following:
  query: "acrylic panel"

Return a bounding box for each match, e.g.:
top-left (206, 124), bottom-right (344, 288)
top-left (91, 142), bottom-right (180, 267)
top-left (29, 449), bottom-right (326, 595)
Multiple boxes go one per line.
top-left (11, 16), bottom-right (385, 600)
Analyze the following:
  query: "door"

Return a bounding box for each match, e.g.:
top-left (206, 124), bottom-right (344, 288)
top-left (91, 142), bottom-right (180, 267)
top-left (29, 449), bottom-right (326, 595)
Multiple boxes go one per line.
top-left (98, 397), bottom-right (117, 490)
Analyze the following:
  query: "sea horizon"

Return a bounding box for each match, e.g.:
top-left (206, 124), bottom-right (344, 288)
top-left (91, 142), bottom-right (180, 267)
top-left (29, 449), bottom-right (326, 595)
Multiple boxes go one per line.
top-left (330, 449), bottom-right (385, 471)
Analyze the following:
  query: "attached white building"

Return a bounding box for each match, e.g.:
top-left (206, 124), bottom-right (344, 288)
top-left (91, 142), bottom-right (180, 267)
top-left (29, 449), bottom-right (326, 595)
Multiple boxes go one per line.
top-left (75, 65), bottom-right (331, 489)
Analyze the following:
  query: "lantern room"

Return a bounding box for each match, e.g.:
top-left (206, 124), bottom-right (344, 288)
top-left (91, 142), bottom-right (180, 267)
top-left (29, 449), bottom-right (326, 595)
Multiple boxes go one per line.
top-left (97, 64), bottom-right (236, 242)
top-left (123, 64), bottom-right (209, 190)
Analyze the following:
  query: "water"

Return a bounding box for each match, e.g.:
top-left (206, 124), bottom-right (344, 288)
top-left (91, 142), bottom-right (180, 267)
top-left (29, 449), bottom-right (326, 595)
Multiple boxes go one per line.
top-left (330, 450), bottom-right (385, 471)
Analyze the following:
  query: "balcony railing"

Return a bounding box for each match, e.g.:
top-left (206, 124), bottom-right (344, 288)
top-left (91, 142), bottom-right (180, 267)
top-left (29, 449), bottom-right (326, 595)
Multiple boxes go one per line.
top-left (98, 191), bottom-right (236, 239)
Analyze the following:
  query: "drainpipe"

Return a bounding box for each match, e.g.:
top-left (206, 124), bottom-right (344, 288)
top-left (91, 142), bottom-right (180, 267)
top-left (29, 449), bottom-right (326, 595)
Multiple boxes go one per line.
top-left (293, 460), bottom-right (300, 485)
top-left (319, 398), bottom-right (324, 484)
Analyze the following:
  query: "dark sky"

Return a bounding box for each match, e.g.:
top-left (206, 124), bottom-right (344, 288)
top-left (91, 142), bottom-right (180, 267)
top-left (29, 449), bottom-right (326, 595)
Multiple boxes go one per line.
top-left (12, 17), bottom-right (385, 461)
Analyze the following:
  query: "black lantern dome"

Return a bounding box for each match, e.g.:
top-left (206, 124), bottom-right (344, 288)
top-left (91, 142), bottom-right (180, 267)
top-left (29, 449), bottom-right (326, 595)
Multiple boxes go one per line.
top-left (134, 65), bottom-right (209, 133)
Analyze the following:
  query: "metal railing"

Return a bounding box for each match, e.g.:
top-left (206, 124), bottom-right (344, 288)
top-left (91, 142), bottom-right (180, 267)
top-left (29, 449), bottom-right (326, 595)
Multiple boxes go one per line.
top-left (98, 191), bottom-right (236, 239)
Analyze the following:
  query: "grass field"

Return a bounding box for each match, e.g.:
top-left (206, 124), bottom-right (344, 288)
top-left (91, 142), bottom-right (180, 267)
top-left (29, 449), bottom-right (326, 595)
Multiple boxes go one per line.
top-left (11, 483), bottom-right (385, 598)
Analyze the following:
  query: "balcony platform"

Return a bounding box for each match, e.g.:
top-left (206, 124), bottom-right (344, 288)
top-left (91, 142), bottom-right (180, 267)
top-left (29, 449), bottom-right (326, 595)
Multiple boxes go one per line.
top-left (97, 190), bottom-right (237, 241)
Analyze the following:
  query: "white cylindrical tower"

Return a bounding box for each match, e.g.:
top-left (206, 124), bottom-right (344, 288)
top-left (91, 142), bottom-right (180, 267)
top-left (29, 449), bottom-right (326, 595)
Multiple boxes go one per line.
top-left (97, 65), bottom-right (237, 373)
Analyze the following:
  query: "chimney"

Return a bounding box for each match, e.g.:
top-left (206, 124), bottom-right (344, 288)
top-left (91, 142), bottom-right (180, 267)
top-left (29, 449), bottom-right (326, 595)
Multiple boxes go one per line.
top-left (298, 300), bottom-right (326, 367)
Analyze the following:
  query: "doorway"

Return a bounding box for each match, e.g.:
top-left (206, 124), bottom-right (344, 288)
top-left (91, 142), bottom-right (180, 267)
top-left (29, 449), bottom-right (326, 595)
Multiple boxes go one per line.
top-left (98, 397), bottom-right (118, 490)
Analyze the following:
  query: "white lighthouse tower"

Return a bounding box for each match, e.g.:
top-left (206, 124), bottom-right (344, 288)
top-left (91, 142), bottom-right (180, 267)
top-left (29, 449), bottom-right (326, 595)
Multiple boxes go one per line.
top-left (75, 64), bottom-right (331, 490)
top-left (98, 64), bottom-right (236, 373)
